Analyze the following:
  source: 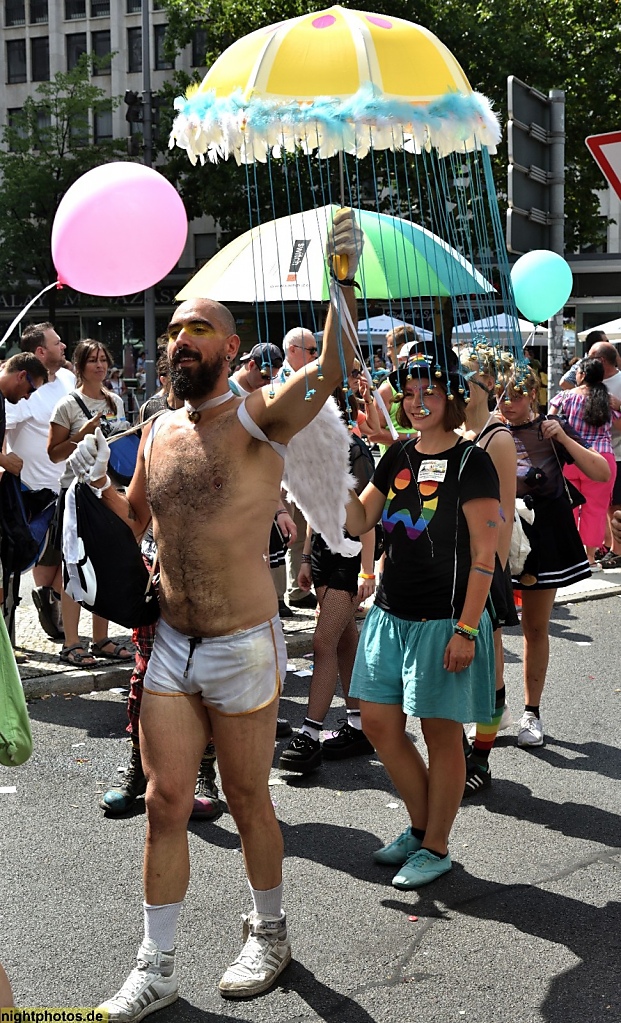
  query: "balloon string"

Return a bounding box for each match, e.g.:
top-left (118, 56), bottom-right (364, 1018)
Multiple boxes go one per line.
top-left (0, 281), bottom-right (59, 351)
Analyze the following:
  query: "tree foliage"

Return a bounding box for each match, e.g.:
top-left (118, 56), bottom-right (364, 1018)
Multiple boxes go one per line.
top-left (0, 59), bottom-right (127, 317)
top-left (157, 0), bottom-right (620, 252)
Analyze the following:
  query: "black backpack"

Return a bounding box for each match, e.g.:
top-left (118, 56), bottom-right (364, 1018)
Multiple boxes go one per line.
top-left (0, 474), bottom-right (57, 636)
top-left (63, 480), bottom-right (159, 629)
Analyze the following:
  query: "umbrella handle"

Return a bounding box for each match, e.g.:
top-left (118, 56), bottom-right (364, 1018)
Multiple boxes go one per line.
top-left (332, 254), bottom-right (349, 280)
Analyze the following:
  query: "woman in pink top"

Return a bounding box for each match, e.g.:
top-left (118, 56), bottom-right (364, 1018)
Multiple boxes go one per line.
top-left (550, 357), bottom-right (619, 567)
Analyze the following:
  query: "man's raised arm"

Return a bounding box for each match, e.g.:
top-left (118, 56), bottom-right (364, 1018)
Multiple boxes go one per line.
top-left (247, 208), bottom-right (363, 444)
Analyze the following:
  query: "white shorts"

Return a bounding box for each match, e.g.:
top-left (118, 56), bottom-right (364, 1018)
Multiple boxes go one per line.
top-left (143, 614), bottom-right (286, 716)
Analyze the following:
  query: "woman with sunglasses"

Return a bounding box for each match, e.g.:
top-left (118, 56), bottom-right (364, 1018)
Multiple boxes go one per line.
top-left (344, 357), bottom-right (500, 889)
top-left (500, 367), bottom-right (610, 748)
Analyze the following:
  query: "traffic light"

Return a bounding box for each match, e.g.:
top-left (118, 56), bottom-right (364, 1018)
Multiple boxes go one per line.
top-left (124, 89), bottom-right (143, 124)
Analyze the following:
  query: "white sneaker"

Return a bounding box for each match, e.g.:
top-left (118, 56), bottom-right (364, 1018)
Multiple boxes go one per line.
top-left (467, 703), bottom-right (511, 741)
top-left (97, 940), bottom-right (178, 1022)
top-left (219, 912), bottom-right (291, 999)
top-left (498, 703), bottom-right (512, 731)
top-left (517, 711), bottom-right (544, 747)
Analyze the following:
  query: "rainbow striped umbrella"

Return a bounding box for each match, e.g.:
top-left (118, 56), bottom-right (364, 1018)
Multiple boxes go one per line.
top-left (176, 205), bottom-right (493, 303)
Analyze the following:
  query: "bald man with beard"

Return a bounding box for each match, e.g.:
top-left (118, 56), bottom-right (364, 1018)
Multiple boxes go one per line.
top-left (70, 212), bottom-right (362, 1019)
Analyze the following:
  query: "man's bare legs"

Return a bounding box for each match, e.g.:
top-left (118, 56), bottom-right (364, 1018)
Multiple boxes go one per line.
top-left (139, 690), bottom-right (283, 900)
top-left (210, 696), bottom-right (283, 891)
top-left (99, 690), bottom-right (288, 1017)
top-left (139, 691), bottom-right (210, 905)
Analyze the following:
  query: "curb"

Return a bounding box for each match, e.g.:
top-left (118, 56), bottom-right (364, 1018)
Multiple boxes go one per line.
top-left (554, 581), bottom-right (621, 606)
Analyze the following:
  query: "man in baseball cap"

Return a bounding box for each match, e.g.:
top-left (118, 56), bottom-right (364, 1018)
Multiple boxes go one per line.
top-left (233, 343), bottom-right (284, 394)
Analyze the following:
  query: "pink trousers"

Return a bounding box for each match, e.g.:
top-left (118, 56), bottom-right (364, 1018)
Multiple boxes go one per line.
top-left (564, 451), bottom-right (617, 547)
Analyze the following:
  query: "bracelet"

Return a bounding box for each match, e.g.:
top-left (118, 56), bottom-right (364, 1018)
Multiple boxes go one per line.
top-left (275, 508), bottom-right (288, 516)
top-left (455, 620), bottom-right (479, 637)
top-left (301, 554), bottom-right (312, 563)
top-left (454, 627), bottom-right (476, 641)
top-left (329, 270), bottom-right (361, 290)
top-left (358, 572), bottom-right (375, 580)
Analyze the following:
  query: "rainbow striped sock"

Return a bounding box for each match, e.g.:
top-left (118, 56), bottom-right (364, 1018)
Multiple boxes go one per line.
top-left (471, 687), bottom-right (506, 769)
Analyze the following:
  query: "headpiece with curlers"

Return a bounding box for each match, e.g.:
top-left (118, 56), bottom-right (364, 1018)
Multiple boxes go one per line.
top-left (388, 353), bottom-right (468, 419)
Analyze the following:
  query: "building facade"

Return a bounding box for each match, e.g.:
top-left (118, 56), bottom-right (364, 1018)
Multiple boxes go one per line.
top-left (0, 0), bottom-right (223, 358)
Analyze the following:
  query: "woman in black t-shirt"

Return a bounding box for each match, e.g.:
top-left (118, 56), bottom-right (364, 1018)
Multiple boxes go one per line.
top-left (345, 358), bottom-right (500, 890)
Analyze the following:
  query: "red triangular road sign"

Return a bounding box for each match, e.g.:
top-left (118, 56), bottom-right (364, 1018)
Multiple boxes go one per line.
top-left (586, 131), bottom-right (621, 200)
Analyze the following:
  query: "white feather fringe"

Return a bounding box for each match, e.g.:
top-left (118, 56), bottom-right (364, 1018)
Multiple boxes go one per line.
top-left (283, 396), bottom-right (361, 557)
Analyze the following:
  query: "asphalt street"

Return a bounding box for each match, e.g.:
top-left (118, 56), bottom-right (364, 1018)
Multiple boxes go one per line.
top-left (1, 595), bottom-right (620, 1023)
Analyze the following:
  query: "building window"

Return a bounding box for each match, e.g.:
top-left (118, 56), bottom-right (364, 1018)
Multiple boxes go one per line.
top-left (192, 28), bottom-right (207, 67)
top-left (36, 107), bottom-right (51, 131)
top-left (154, 23), bottom-right (173, 70)
top-left (5, 0), bottom-right (25, 27)
top-left (90, 0), bottom-right (109, 15)
top-left (64, 0), bottom-right (85, 18)
top-left (31, 35), bottom-right (49, 80)
top-left (6, 38), bottom-right (27, 83)
top-left (91, 29), bottom-right (111, 75)
top-left (66, 31), bottom-right (86, 70)
top-left (29, 0), bottom-right (47, 23)
top-left (7, 108), bottom-right (26, 150)
top-left (195, 233), bottom-right (218, 264)
top-left (127, 26), bottom-right (141, 72)
top-left (126, 0), bottom-right (140, 12)
top-left (94, 109), bottom-right (112, 142)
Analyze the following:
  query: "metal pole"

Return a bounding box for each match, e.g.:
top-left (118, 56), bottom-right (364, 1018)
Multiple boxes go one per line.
top-left (142, 0), bottom-right (157, 398)
top-left (547, 89), bottom-right (565, 398)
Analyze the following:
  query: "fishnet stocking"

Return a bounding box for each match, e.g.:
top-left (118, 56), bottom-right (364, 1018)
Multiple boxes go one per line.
top-left (306, 585), bottom-right (360, 724)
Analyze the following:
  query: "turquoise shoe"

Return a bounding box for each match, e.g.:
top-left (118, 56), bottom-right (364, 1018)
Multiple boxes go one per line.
top-left (392, 849), bottom-right (452, 889)
top-left (373, 827), bottom-right (422, 866)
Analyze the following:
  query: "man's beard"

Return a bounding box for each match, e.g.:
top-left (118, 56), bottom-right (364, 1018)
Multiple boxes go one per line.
top-left (170, 352), bottom-right (227, 401)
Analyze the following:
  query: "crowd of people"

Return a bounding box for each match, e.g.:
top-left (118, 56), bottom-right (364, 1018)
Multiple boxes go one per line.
top-left (2, 223), bottom-right (621, 1017)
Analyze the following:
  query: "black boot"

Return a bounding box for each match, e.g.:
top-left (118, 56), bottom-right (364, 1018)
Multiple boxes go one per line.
top-left (191, 743), bottom-right (223, 821)
top-left (100, 743), bottom-right (146, 815)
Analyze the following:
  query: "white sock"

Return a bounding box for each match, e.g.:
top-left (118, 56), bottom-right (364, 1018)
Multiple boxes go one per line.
top-left (144, 901), bottom-right (182, 952)
top-left (346, 709), bottom-right (362, 731)
top-left (248, 882), bottom-right (283, 919)
top-left (300, 717), bottom-right (322, 742)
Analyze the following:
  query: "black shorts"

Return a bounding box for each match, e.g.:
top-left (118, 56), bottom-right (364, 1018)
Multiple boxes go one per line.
top-left (310, 533), bottom-right (360, 595)
top-left (487, 558), bottom-right (519, 630)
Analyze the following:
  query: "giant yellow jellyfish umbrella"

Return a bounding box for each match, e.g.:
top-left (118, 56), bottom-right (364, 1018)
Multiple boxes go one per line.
top-left (170, 5), bottom-right (501, 165)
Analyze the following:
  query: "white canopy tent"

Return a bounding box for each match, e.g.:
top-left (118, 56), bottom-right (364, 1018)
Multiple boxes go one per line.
top-left (357, 314), bottom-right (433, 341)
top-left (452, 313), bottom-right (547, 345)
top-left (577, 316), bottom-right (621, 342)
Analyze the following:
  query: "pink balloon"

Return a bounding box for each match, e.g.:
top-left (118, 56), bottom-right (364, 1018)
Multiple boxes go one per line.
top-left (51, 162), bottom-right (187, 296)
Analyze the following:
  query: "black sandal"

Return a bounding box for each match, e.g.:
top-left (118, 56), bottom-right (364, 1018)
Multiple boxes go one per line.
top-left (60, 643), bottom-right (97, 668)
top-left (90, 637), bottom-right (134, 661)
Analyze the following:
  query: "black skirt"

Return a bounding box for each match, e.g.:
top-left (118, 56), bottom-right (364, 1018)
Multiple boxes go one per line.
top-left (511, 495), bottom-right (591, 590)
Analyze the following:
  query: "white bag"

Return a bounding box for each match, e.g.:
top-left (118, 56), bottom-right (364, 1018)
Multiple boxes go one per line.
top-left (509, 499), bottom-right (534, 577)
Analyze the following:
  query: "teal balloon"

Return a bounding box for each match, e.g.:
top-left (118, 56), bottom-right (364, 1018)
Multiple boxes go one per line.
top-left (510, 250), bottom-right (573, 324)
